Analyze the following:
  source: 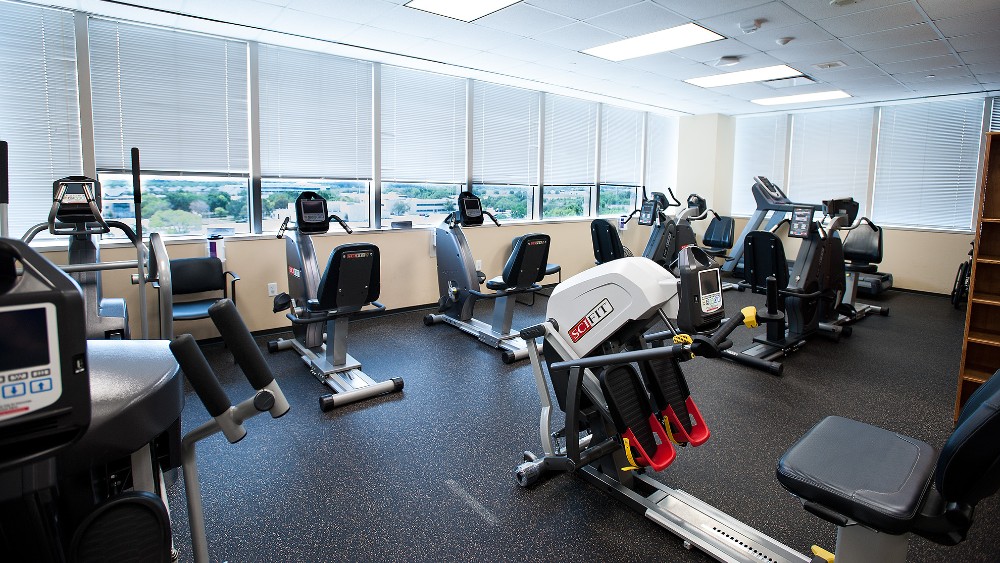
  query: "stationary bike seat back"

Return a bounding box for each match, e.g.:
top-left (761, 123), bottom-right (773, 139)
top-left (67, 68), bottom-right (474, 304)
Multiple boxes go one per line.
top-left (489, 233), bottom-right (550, 290)
top-left (591, 219), bottom-right (626, 264)
top-left (843, 222), bottom-right (884, 270)
top-left (702, 216), bottom-right (735, 251)
top-left (743, 231), bottom-right (789, 294)
top-left (316, 243), bottom-right (380, 310)
top-left (456, 191), bottom-right (484, 227)
top-left (296, 191), bottom-right (330, 235)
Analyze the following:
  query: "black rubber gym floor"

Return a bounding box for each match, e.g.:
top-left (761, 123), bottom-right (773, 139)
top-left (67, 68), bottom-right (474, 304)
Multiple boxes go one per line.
top-left (166, 287), bottom-right (996, 562)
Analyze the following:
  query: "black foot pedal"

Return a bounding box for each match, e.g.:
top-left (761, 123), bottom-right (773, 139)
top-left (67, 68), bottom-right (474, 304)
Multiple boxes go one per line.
top-left (640, 347), bottom-right (710, 447)
top-left (71, 491), bottom-right (172, 563)
top-left (599, 365), bottom-right (676, 471)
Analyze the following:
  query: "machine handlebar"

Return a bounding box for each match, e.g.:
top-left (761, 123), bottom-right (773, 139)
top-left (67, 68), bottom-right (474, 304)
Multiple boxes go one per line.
top-left (483, 210), bottom-right (501, 226)
top-left (329, 214), bottom-right (352, 234)
top-left (170, 334), bottom-right (231, 418)
top-left (208, 300), bottom-right (273, 391)
top-left (665, 188), bottom-right (682, 207)
top-left (549, 343), bottom-right (690, 372)
top-left (1, 140), bottom-right (8, 206)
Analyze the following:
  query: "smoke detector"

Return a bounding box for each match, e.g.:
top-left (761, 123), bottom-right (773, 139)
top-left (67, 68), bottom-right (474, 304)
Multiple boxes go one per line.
top-left (739, 19), bottom-right (764, 34)
top-left (812, 60), bottom-right (848, 70)
top-left (776, 37), bottom-right (793, 46)
top-left (714, 56), bottom-right (741, 67)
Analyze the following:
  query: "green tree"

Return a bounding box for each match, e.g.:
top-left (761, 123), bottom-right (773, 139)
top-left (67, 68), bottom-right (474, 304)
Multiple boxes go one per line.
top-left (390, 200), bottom-right (410, 216)
top-left (227, 196), bottom-right (248, 222)
top-left (141, 195), bottom-right (170, 217)
top-left (149, 209), bottom-right (202, 234)
top-left (205, 191), bottom-right (231, 212)
top-left (164, 190), bottom-right (197, 212)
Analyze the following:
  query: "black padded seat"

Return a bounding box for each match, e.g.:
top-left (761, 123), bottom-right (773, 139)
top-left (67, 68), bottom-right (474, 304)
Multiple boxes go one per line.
top-left (545, 263), bottom-right (560, 277)
top-left (777, 416), bottom-right (937, 534)
top-left (486, 233), bottom-right (550, 291)
top-left (702, 215), bottom-right (734, 256)
top-left (169, 257), bottom-right (238, 321)
top-left (844, 223), bottom-right (884, 273)
top-left (58, 340), bottom-right (183, 475)
top-left (591, 219), bottom-right (626, 264)
top-left (315, 243), bottom-right (379, 310)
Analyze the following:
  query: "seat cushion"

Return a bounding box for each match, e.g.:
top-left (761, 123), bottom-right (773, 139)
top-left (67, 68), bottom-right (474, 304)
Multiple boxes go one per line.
top-left (777, 416), bottom-right (937, 534)
top-left (486, 276), bottom-right (508, 291)
top-left (544, 263), bottom-right (560, 276)
top-left (173, 299), bottom-right (221, 320)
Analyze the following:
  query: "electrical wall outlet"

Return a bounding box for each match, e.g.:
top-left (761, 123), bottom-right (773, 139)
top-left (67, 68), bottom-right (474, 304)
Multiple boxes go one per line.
top-left (267, 282), bottom-right (278, 297)
top-left (475, 259), bottom-right (483, 271)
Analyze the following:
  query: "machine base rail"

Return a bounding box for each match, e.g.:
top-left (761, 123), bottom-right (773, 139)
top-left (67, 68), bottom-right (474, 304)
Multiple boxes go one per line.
top-left (425, 313), bottom-right (539, 364)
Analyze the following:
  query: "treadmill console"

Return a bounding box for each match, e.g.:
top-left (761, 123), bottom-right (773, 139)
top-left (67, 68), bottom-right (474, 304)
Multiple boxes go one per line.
top-left (789, 206), bottom-right (814, 239)
top-left (752, 176), bottom-right (792, 205)
top-left (637, 199), bottom-right (659, 226)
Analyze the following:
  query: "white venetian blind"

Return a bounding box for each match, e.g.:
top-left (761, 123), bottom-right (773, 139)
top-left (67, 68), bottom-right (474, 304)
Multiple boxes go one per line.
top-left (472, 81), bottom-right (539, 185)
top-left (645, 113), bottom-right (680, 192)
top-left (89, 19), bottom-right (248, 173)
top-left (731, 114), bottom-right (788, 216)
top-left (259, 44), bottom-right (372, 179)
top-left (0, 1), bottom-right (82, 236)
top-left (600, 105), bottom-right (643, 186)
top-left (991, 97), bottom-right (1000, 131)
top-left (544, 93), bottom-right (596, 185)
top-left (872, 98), bottom-right (984, 231)
top-left (788, 108), bottom-right (874, 213)
top-left (381, 66), bottom-right (465, 183)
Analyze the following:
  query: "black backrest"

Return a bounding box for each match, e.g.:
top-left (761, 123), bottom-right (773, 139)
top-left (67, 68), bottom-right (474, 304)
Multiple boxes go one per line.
top-left (591, 219), bottom-right (625, 264)
top-left (935, 372), bottom-right (1000, 506)
top-left (743, 231), bottom-right (788, 293)
top-left (843, 223), bottom-right (884, 265)
top-left (503, 233), bottom-right (550, 288)
top-left (702, 216), bottom-right (735, 250)
top-left (170, 257), bottom-right (225, 296)
top-left (645, 220), bottom-right (677, 268)
top-left (316, 243), bottom-right (380, 309)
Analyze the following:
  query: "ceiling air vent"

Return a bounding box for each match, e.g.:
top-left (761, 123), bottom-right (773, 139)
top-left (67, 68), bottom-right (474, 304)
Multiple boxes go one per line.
top-left (764, 76), bottom-right (817, 89)
top-left (813, 60), bottom-right (847, 70)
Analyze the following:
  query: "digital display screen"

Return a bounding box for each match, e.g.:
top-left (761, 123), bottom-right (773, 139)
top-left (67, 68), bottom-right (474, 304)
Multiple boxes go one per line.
top-left (59, 182), bottom-right (95, 205)
top-left (699, 269), bottom-right (721, 295)
top-left (789, 206), bottom-right (813, 239)
top-left (301, 199), bottom-right (325, 215)
top-left (638, 200), bottom-right (657, 226)
top-left (464, 198), bottom-right (481, 210)
top-left (0, 308), bottom-right (50, 372)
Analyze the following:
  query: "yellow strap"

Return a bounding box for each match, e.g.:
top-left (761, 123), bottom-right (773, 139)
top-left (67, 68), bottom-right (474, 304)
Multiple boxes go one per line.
top-left (741, 306), bottom-right (759, 329)
top-left (810, 545), bottom-right (835, 563)
top-left (621, 437), bottom-right (640, 472)
top-left (662, 417), bottom-right (679, 445)
top-left (673, 334), bottom-right (693, 345)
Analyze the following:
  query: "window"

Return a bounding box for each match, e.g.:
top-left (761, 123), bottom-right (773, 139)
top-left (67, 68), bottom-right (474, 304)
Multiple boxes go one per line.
top-left (381, 66), bottom-right (465, 226)
top-left (472, 81), bottom-right (539, 219)
top-left (473, 184), bottom-right (532, 221)
top-left (261, 179), bottom-right (369, 231)
top-left (600, 105), bottom-right (643, 218)
top-left (102, 174), bottom-right (249, 236)
top-left (645, 113), bottom-right (680, 193)
top-left (731, 115), bottom-right (788, 216)
top-left (259, 45), bottom-right (372, 227)
top-left (872, 98), bottom-right (984, 231)
top-left (788, 108), bottom-right (874, 214)
top-left (0, 2), bottom-right (82, 238)
top-left (542, 94), bottom-right (595, 219)
top-left (89, 19), bottom-right (249, 235)
top-left (598, 185), bottom-right (638, 216)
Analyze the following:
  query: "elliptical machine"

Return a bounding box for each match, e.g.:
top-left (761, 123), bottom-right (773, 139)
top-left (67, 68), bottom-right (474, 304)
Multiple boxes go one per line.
top-left (269, 192), bottom-right (403, 411)
top-left (424, 191), bottom-right (551, 364)
top-left (592, 189), bottom-right (678, 268)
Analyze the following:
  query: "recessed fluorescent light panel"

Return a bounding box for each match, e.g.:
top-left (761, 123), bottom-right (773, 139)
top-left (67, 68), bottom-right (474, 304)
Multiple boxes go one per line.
top-left (686, 65), bottom-right (804, 88)
top-left (405, 0), bottom-right (522, 22)
top-left (583, 23), bottom-right (724, 61)
top-left (752, 90), bottom-right (851, 105)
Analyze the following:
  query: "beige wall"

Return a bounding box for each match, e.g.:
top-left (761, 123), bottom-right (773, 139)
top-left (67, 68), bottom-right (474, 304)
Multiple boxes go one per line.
top-left (676, 113), bottom-right (735, 216)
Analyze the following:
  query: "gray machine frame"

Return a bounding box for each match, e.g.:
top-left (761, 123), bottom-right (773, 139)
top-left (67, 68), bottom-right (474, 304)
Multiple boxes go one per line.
top-left (268, 213), bottom-right (402, 410)
top-left (424, 214), bottom-right (542, 364)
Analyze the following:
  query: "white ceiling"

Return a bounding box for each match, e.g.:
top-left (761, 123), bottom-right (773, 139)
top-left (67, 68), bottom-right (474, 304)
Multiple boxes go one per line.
top-left (39, 0), bottom-right (1000, 115)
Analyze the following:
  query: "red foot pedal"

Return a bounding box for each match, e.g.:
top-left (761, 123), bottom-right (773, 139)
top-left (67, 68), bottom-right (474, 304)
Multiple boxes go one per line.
top-left (599, 365), bottom-right (677, 471)
top-left (640, 351), bottom-right (710, 447)
top-left (663, 397), bottom-right (709, 446)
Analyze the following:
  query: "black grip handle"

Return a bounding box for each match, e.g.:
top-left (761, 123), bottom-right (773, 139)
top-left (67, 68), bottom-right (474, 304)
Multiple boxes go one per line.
top-left (712, 311), bottom-right (746, 346)
top-left (519, 323), bottom-right (547, 340)
top-left (0, 140), bottom-right (8, 205)
top-left (130, 148), bottom-right (142, 238)
top-left (208, 299), bottom-right (275, 390)
top-left (170, 334), bottom-right (231, 417)
top-left (329, 214), bottom-right (352, 234)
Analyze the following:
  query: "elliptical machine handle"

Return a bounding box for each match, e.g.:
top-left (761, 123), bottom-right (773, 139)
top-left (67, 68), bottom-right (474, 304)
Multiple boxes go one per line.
top-left (483, 211), bottom-right (501, 226)
top-left (276, 217), bottom-right (289, 239)
top-left (665, 187), bottom-right (682, 207)
top-left (329, 214), bottom-right (353, 234)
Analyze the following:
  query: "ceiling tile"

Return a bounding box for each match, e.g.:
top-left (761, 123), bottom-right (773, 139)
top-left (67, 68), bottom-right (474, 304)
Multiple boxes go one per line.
top-left (487, 38), bottom-right (566, 63)
top-left (618, 52), bottom-right (705, 76)
top-left (453, 51), bottom-right (535, 72)
top-left (341, 24), bottom-right (426, 52)
top-left (863, 39), bottom-right (953, 64)
top-left (893, 65), bottom-right (973, 84)
top-left (585, 2), bottom-right (687, 37)
top-left (812, 66), bottom-right (888, 81)
top-left (800, 53), bottom-right (877, 72)
top-left (649, 0), bottom-right (770, 21)
top-left (476, 3), bottom-right (576, 36)
top-left (366, 5), bottom-right (468, 39)
top-left (840, 23), bottom-right (939, 51)
top-left (934, 8), bottom-right (1000, 38)
top-left (271, 9), bottom-right (363, 40)
top-left (784, 0), bottom-right (912, 21)
top-left (948, 31), bottom-right (1000, 51)
top-left (673, 38), bottom-right (761, 63)
top-left (700, 1), bottom-right (808, 37)
top-left (815, 2), bottom-right (925, 37)
top-left (876, 54), bottom-right (963, 74)
top-left (918, 0), bottom-right (1000, 21)
top-left (180, 0), bottom-right (285, 27)
top-left (532, 22), bottom-right (621, 50)
top-left (285, 0), bottom-right (397, 24)
top-left (969, 62), bottom-right (1000, 75)
top-left (524, 0), bottom-right (643, 21)
top-left (405, 39), bottom-right (484, 65)
top-left (734, 22), bottom-right (835, 51)
top-left (975, 72), bottom-right (1000, 83)
top-left (839, 81), bottom-right (909, 96)
top-left (907, 79), bottom-right (982, 93)
top-left (436, 25), bottom-right (525, 52)
top-left (829, 74), bottom-right (901, 87)
top-left (765, 39), bottom-right (853, 64)
top-left (959, 48), bottom-right (1000, 65)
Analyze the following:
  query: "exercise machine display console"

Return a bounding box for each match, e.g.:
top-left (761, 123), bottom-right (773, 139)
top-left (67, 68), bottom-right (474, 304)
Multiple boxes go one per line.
top-left (0, 304), bottom-right (62, 421)
top-left (788, 206), bottom-right (814, 238)
top-left (637, 198), bottom-right (658, 226)
top-left (299, 198), bottom-right (327, 225)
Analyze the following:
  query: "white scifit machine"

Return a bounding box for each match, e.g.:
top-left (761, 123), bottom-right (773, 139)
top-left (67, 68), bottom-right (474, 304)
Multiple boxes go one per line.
top-left (515, 247), bottom-right (1000, 562)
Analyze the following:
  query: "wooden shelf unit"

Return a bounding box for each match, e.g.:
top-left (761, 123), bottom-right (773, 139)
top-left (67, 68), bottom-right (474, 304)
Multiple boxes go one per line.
top-left (957, 132), bottom-right (1000, 419)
